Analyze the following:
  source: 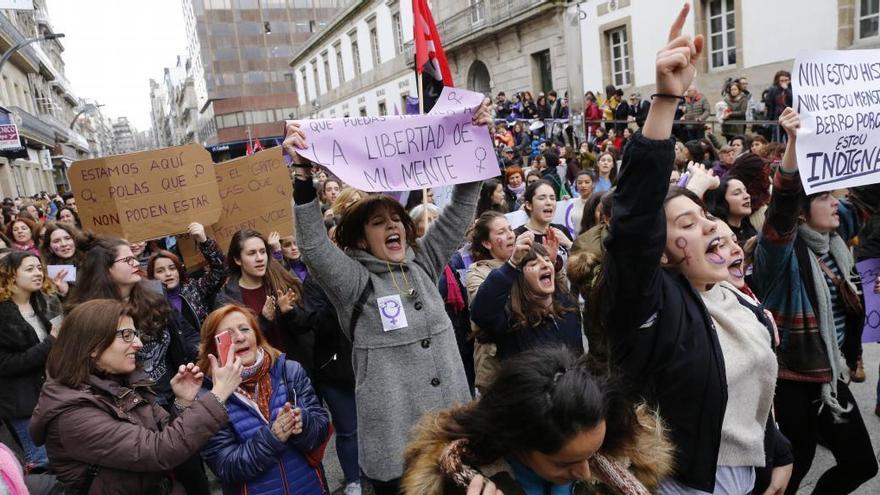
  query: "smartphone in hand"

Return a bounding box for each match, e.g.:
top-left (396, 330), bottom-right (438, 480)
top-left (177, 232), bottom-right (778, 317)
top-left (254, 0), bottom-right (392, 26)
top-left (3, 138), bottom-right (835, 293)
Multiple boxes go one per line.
top-left (215, 330), bottom-right (233, 366)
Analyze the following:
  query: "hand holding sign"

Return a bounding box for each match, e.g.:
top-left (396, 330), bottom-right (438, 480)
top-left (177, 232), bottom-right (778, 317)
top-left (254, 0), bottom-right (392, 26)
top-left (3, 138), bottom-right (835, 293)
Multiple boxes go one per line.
top-left (293, 87), bottom-right (498, 192)
top-left (792, 49), bottom-right (880, 193)
top-left (282, 121), bottom-right (309, 167)
top-left (779, 108), bottom-right (800, 142)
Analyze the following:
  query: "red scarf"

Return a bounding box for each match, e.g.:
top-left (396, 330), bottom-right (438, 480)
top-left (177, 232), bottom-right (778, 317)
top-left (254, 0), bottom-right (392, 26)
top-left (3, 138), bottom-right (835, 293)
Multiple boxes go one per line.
top-left (237, 350), bottom-right (273, 420)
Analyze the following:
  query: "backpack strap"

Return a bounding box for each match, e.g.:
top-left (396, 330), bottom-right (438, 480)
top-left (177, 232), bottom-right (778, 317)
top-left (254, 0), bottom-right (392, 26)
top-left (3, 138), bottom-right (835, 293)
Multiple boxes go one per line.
top-left (347, 279), bottom-right (374, 342)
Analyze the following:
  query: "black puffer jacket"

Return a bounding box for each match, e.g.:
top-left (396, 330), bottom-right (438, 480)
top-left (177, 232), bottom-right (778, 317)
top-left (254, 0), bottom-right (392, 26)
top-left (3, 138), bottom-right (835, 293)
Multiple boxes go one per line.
top-left (0, 292), bottom-right (63, 418)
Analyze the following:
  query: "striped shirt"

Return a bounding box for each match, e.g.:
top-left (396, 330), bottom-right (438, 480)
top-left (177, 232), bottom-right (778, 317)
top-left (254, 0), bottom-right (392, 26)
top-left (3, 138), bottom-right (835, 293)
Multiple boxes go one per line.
top-left (818, 253), bottom-right (848, 346)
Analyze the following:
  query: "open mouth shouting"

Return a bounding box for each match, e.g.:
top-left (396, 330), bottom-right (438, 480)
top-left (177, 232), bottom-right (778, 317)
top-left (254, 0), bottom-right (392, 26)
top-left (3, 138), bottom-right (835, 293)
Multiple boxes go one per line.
top-left (538, 268), bottom-right (554, 288)
top-left (727, 257), bottom-right (744, 279)
top-left (385, 233), bottom-right (403, 251)
top-left (705, 237), bottom-right (726, 265)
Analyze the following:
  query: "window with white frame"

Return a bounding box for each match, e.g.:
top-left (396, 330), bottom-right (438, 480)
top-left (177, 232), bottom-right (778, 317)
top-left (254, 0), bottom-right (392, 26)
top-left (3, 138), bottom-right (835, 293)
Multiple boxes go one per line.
top-left (606, 27), bottom-right (630, 87)
top-left (311, 60), bottom-right (320, 95)
top-left (469, 0), bottom-right (485, 25)
top-left (368, 18), bottom-right (381, 67)
top-left (706, 0), bottom-right (735, 69)
top-left (322, 51), bottom-right (332, 90)
top-left (392, 12), bottom-right (404, 55)
top-left (334, 42), bottom-right (345, 83)
top-left (299, 67), bottom-right (308, 102)
top-left (859, 0), bottom-right (880, 39)
top-left (349, 31), bottom-right (362, 75)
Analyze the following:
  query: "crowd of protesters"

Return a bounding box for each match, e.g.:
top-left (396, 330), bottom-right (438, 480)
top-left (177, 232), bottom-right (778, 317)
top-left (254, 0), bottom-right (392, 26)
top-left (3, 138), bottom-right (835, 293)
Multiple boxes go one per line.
top-left (1, 4), bottom-right (879, 495)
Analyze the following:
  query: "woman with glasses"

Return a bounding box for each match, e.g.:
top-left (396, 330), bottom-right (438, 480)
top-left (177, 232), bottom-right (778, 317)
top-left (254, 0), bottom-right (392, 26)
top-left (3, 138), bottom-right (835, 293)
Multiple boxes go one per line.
top-left (0, 251), bottom-right (62, 472)
top-left (67, 237), bottom-right (216, 495)
top-left (199, 304), bottom-right (330, 495)
top-left (29, 299), bottom-right (243, 494)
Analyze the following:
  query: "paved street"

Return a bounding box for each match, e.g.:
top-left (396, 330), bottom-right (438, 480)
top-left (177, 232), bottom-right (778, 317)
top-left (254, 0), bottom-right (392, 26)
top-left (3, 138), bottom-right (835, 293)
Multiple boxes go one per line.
top-left (793, 342), bottom-right (880, 495)
top-left (5, 345), bottom-right (880, 494)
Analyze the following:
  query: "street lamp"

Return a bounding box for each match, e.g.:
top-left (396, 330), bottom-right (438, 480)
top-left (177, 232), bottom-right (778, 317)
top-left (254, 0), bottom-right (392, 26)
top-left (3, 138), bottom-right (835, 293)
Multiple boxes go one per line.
top-left (69, 102), bottom-right (104, 130)
top-left (0, 33), bottom-right (66, 75)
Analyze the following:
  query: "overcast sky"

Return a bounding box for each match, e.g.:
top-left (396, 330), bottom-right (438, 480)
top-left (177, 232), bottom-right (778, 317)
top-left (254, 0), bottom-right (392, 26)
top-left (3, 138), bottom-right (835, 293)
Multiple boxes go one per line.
top-left (46, 0), bottom-right (188, 131)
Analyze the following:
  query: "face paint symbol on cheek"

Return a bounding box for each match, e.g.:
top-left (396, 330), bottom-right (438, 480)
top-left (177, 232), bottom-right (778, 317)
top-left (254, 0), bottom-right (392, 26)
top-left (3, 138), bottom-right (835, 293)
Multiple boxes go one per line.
top-left (674, 237), bottom-right (692, 266)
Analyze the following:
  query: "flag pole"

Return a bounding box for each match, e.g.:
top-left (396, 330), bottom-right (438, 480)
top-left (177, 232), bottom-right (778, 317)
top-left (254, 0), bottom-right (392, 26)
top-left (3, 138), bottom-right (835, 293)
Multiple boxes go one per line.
top-left (417, 71), bottom-right (428, 233)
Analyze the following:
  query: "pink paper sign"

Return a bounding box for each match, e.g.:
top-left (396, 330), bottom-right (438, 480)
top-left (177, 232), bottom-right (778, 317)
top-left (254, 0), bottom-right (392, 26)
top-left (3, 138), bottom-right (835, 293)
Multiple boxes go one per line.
top-left (858, 258), bottom-right (880, 342)
top-left (294, 88), bottom-right (496, 192)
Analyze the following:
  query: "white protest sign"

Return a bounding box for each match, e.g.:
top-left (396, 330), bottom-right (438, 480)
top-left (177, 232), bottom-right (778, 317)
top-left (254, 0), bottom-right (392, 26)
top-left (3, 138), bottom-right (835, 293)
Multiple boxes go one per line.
top-left (295, 88), bottom-right (498, 192)
top-left (505, 198), bottom-right (579, 236)
top-left (793, 50), bottom-right (880, 193)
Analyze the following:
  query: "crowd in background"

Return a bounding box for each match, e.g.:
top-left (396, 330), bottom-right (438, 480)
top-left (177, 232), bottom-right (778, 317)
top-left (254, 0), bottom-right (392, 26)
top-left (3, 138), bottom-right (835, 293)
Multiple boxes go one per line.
top-left (1, 5), bottom-right (879, 495)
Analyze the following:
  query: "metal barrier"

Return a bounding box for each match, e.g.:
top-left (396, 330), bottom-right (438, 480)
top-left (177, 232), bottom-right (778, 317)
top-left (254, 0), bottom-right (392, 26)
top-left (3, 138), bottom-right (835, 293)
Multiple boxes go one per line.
top-left (490, 117), bottom-right (785, 147)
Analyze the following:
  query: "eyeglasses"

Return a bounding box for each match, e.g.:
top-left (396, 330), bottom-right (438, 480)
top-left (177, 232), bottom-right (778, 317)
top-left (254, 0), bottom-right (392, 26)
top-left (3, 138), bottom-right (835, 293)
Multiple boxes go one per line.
top-left (114, 256), bottom-right (139, 267)
top-left (115, 328), bottom-right (140, 343)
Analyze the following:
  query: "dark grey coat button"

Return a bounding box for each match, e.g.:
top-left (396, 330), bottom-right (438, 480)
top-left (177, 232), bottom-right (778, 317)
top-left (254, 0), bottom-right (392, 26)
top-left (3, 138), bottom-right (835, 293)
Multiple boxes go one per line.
top-left (421, 338), bottom-right (431, 349)
top-left (414, 301), bottom-right (423, 310)
top-left (430, 377), bottom-right (440, 387)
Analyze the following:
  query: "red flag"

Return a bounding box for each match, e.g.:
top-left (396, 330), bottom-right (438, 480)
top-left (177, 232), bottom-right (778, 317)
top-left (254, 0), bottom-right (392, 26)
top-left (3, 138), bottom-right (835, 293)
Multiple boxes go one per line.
top-left (413, 0), bottom-right (452, 112)
top-left (245, 141), bottom-right (253, 156)
top-left (253, 138), bottom-right (264, 153)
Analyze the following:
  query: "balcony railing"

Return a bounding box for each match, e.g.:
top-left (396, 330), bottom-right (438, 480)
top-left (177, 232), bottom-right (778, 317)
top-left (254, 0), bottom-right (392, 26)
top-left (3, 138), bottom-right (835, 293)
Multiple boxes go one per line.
top-left (403, 0), bottom-right (550, 64)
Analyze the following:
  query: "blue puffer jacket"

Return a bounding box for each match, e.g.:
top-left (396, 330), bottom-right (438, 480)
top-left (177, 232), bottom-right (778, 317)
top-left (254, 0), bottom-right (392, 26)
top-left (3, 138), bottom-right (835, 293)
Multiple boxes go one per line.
top-left (201, 354), bottom-right (330, 495)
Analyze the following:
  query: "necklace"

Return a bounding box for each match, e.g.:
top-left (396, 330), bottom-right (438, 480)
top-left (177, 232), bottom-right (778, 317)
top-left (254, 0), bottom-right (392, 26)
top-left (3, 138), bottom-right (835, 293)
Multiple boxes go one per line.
top-left (386, 262), bottom-right (416, 297)
top-left (524, 220), bottom-right (548, 234)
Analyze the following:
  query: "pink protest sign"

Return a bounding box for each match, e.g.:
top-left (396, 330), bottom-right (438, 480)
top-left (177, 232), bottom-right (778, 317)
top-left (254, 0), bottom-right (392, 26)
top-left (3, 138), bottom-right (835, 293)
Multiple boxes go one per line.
top-left (858, 258), bottom-right (880, 342)
top-left (295, 88), bottom-right (497, 192)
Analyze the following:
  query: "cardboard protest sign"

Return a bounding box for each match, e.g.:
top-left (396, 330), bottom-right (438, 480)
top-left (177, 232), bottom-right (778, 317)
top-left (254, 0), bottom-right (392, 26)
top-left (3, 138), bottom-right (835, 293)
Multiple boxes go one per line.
top-left (69, 144), bottom-right (221, 242)
top-left (295, 87), bottom-right (498, 192)
top-left (178, 147), bottom-right (293, 270)
top-left (792, 50), bottom-right (880, 194)
top-left (858, 258), bottom-right (880, 342)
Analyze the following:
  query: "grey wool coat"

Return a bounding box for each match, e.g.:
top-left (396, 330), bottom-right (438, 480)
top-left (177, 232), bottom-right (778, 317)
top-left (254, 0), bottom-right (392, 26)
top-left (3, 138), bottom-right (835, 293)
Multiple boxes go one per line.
top-left (294, 181), bottom-right (480, 481)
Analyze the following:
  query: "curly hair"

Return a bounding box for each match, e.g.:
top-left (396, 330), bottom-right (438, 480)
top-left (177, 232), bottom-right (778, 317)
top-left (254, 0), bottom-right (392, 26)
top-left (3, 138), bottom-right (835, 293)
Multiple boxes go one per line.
top-left (0, 251), bottom-right (55, 301)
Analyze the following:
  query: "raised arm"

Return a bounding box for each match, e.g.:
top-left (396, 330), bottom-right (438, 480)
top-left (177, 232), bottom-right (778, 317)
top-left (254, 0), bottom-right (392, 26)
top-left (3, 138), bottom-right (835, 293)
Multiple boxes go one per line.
top-left (754, 108), bottom-right (801, 292)
top-left (283, 122), bottom-right (369, 307)
top-left (602, 3), bottom-right (702, 333)
top-left (55, 393), bottom-right (227, 472)
top-left (416, 103), bottom-right (494, 279)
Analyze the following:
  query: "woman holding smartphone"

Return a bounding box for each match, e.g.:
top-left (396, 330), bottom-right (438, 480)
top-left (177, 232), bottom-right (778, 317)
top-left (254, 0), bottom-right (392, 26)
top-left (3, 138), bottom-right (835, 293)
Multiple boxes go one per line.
top-left (29, 299), bottom-right (242, 494)
top-left (198, 304), bottom-right (330, 495)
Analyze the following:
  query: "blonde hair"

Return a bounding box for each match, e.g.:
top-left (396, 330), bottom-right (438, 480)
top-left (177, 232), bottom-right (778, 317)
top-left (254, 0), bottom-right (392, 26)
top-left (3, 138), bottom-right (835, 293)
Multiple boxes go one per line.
top-left (331, 186), bottom-right (365, 218)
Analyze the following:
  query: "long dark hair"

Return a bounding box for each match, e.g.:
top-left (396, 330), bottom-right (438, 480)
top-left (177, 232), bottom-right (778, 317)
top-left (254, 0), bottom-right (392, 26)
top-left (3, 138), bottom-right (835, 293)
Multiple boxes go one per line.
top-left (418, 347), bottom-right (619, 465)
top-left (590, 187), bottom-right (704, 330)
top-left (40, 221), bottom-right (92, 266)
top-left (227, 229), bottom-right (302, 301)
top-left (509, 243), bottom-right (576, 330)
top-left (66, 237), bottom-right (170, 337)
top-left (470, 211), bottom-right (507, 261)
top-left (476, 179), bottom-right (507, 217)
top-left (703, 177), bottom-right (738, 222)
